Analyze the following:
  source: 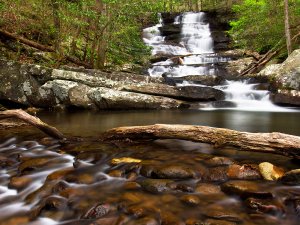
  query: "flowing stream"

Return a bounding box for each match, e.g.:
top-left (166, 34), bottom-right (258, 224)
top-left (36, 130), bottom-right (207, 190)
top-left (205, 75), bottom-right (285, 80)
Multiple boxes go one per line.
top-left (143, 12), bottom-right (297, 112)
top-left (0, 12), bottom-right (300, 225)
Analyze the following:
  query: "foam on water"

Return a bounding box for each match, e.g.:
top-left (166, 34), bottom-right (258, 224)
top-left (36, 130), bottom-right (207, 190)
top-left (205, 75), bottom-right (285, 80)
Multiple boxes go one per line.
top-left (144, 12), bottom-right (299, 112)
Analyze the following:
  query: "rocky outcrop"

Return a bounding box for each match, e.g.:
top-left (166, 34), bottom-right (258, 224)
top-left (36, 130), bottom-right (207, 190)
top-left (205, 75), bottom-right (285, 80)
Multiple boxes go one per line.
top-left (122, 83), bottom-right (225, 101)
top-left (0, 59), bottom-right (190, 110)
top-left (258, 49), bottom-right (300, 106)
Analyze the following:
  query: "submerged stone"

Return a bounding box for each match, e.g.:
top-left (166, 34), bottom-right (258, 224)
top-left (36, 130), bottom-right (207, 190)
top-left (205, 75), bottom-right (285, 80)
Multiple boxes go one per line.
top-left (280, 169), bottom-right (300, 185)
top-left (195, 183), bottom-right (222, 195)
top-left (140, 179), bottom-right (173, 194)
top-left (245, 198), bottom-right (285, 216)
top-left (221, 180), bottom-right (273, 199)
top-left (151, 165), bottom-right (195, 179)
top-left (258, 162), bottom-right (285, 181)
top-left (227, 164), bottom-right (262, 180)
top-left (82, 203), bottom-right (111, 219)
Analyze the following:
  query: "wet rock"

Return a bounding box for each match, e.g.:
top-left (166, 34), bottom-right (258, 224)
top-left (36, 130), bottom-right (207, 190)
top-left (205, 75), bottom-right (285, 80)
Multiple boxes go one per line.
top-left (271, 89), bottom-right (300, 106)
top-left (221, 180), bottom-right (273, 199)
top-left (0, 155), bottom-right (17, 168)
top-left (18, 157), bottom-right (54, 173)
top-left (203, 205), bottom-right (242, 223)
top-left (30, 196), bottom-right (68, 219)
top-left (284, 196), bottom-right (300, 216)
top-left (180, 195), bottom-right (200, 206)
top-left (52, 180), bottom-right (71, 193)
top-left (0, 216), bottom-right (30, 225)
top-left (205, 156), bottom-right (235, 167)
top-left (108, 170), bottom-right (124, 178)
top-left (65, 171), bottom-right (95, 184)
top-left (125, 205), bottom-right (148, 218)
top-left (123, 182), bottom-right (141, 190)
top-left (195, 183), bottom-right (222, 195)
top-left (185, 218), bottom-right (203, 225)
top-left (202, 219), bottom-right (237, 225)
top-left (126, 172), bottom-right (138, 181)
top-left (169, 182), bottom-right (194, 192)
top-left (227, 164), bottom-right (262, 180)
top-left (92, 216), bottom-right (120, 225)
top-left (280, 169), bottom-right (300, 185)
top-left (88, 87), bottom-right (187, 109)
top-left (121, 192), bottom-right (144, 204)
top-left (210, 101), bottom-right (237, 108)
top-left (82, 203), bottom-right (111, 219)
top-left (159, 24), bottom-right (181, 36)
top-left (160, 211), bottom-right (185, 225)
top-left (123, 84), bottom-right (225, 101)
top-left (111, 157), bottom-right (142, 165)
top-left (172, 75), bottom-right (224, 86)
top-left (151, 165), bottom-right (195, 179)
top-left (128, 217), bottom-right (159, 225)
top-left (258, 162), bottom-right (285, 181)
top-left (211, 30), bottom-right (230, 43)
top-left (161, 194), bottom-right (177, 204)
top-left (249, 213), bottom-right (283, 225)
top-left (9, 176), bottom-right (32, 190)
top-left (46, 168), bottom-right (74, 181)
top-left (245, 198), bottom-right (285, 216)
top-left (140, 179), bottom-right (173, 194)
top-left (205, 167), bottom-right (228, 182)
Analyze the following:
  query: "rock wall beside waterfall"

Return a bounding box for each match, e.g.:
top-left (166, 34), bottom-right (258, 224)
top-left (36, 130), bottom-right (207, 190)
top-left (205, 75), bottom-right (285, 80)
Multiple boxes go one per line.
top-left (259, 49), bottom-right (300, 106)
top-left (0, 59), bottom-right (226, 110)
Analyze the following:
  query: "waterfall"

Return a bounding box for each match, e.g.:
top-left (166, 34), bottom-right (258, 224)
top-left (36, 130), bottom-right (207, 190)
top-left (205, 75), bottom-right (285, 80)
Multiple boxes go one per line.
top-left (143, 12), bottom-right (295, 112)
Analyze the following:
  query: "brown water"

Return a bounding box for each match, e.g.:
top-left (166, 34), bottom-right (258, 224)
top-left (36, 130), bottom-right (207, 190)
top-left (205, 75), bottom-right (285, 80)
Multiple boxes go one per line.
top-left (1, 110), bottom-right (300, 225)
top-left (37, 109), bottom-right (300, 136)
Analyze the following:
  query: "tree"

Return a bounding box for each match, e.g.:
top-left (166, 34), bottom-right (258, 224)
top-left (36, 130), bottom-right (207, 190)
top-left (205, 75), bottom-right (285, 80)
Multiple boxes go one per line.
top-left (229, 0), bottom-right (300, 54)
top-left (284, 0), bottom-right (292, 54)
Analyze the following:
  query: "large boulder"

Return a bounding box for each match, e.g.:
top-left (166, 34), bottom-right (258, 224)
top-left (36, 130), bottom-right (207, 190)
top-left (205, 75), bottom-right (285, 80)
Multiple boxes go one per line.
top-left (0, 59), bottom-right (190, 110)
top-left (261, 49), bottom-right (300, 106)
top-left (88, 87), bottom-right (187, 109)
top-left (122, 83), bottom-right (225, 101)
top-left (274, 49), bottom-right (300, 91)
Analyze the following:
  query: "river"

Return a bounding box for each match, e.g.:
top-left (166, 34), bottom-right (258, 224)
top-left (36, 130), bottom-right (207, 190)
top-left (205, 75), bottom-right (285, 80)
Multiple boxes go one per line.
top-left (0, 12), bottom-right (300, 225)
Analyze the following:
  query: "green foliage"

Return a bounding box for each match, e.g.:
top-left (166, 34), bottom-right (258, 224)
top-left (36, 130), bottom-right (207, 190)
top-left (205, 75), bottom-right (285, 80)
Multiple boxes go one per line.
top-left (229, 0), bottom-right (300, 52)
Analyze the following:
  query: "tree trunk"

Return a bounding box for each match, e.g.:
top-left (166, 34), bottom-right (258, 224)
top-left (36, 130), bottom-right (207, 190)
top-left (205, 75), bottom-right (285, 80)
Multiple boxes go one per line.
top-left (0, 110), bottom-right (64, 139)
top-left (51, 0), bottom-right (61, 53)
top-left (103, 124), bottom-right (300, 159)
top-left (284, 0), bottom-right (292, 55)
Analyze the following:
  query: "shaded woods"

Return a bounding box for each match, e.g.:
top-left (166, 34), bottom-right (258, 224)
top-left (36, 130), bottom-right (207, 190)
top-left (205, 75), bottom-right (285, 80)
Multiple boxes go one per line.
top-left (4, 0), bottom-right (299, 70)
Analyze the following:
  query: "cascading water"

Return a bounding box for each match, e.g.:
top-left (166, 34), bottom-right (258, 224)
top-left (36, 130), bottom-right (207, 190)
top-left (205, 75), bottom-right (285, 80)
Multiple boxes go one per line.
top-left (143, 12), bottom-right (296, 112)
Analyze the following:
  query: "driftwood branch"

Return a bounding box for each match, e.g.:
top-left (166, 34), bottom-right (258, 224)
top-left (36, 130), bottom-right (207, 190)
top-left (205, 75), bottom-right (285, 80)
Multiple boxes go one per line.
top-left (0, 29), bottom-right (91, 68)
top-left (240, 31), bottom-right (300, 76)
top-left (103, 124), bottom-right (300, 159)
top-left (0, 109), bottom-right (64, 139)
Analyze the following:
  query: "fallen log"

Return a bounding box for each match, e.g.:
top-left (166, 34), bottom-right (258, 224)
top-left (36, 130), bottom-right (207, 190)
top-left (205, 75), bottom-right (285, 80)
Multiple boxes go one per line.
top-left (0, 29), bottom-right (91, 68)
top-left (103, 124), bottom-right (300, 159)
top-left (0, 109), bottom-right (64, 140)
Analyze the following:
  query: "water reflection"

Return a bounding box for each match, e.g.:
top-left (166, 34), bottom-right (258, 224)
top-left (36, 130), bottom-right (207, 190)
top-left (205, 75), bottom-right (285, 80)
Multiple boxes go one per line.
top-left (37, 110), bottom-right (300, 136)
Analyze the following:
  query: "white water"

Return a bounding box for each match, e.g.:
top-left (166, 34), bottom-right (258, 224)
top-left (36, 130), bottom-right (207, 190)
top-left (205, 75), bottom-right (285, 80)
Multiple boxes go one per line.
top-left (143, 12), bottom-right (297, 112)
top-left (214, 80), bottom-right (295, 112)
top-left (143, 12), bottom-right (217, 77)
top-left (180, 12), bottom-right (214, 54)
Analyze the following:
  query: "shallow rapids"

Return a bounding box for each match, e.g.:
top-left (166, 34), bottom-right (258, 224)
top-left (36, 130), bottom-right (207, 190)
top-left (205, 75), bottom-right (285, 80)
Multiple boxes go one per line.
top-left (1, 136), bottom-right (300, 225)
top-left (0, 134), bottom-right (300, 225)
